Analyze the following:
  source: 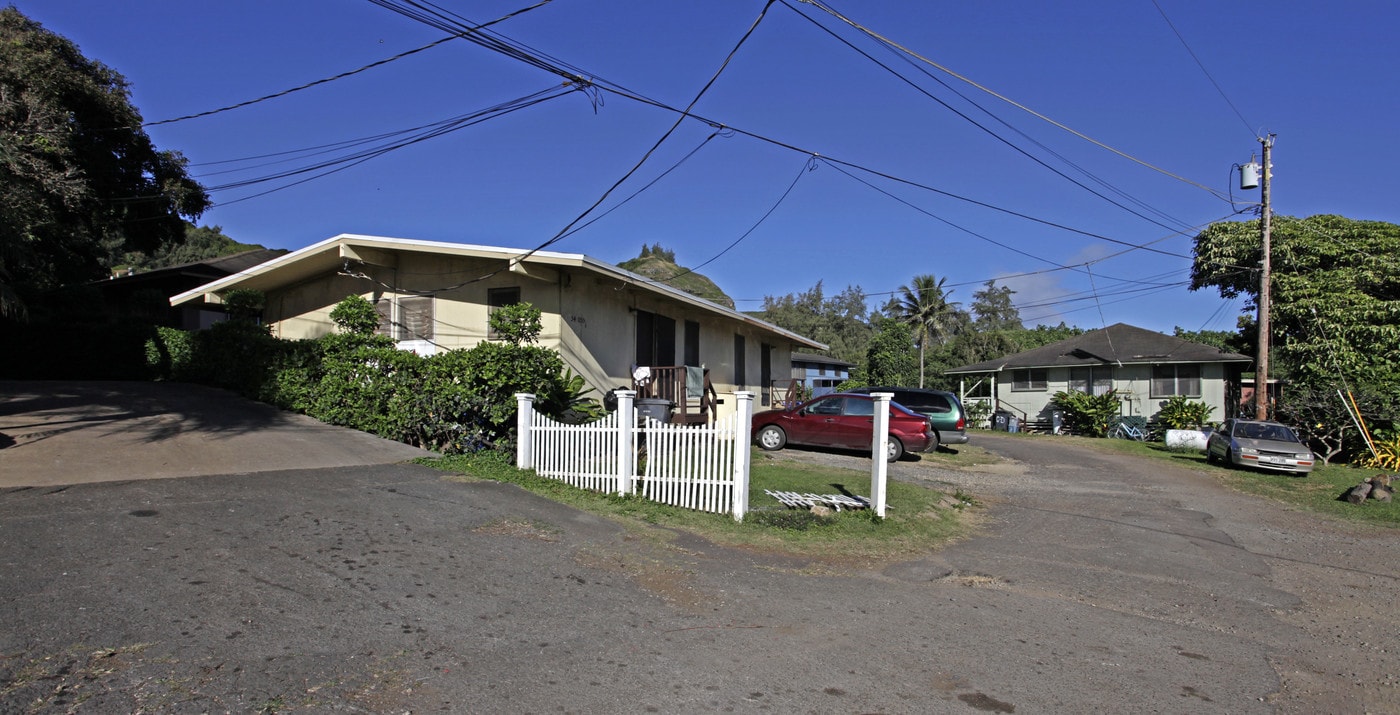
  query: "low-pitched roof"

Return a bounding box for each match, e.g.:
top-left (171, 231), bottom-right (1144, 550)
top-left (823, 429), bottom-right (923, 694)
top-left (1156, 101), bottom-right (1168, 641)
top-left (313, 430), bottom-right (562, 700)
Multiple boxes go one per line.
top-left (170, 234), bottom-right (825, 349)
top-left (791, 351), bottom-right (855, 368)
top-left (945, 323), bottom-right (1251, 374)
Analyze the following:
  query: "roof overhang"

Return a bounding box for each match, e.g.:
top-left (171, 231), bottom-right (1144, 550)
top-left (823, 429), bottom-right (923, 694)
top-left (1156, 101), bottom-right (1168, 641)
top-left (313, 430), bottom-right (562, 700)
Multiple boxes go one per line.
top-left (170, 234), bottom-right (826, 349)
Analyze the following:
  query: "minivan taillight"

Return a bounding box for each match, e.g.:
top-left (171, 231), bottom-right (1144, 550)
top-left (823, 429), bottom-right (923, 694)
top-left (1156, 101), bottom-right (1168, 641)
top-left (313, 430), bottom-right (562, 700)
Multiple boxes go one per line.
top-left (956, 416), bottom-right (965, 430)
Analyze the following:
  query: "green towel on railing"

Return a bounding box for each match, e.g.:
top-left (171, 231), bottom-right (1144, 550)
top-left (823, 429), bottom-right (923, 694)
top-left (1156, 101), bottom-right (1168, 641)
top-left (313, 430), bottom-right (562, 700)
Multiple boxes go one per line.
top-left (686, 365), bottom-right (704, 399)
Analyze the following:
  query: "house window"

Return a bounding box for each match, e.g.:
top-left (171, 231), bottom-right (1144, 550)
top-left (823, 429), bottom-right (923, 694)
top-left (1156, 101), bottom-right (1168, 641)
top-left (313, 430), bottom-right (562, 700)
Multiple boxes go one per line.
top-left (733, 334), bottom-right (746, 388)
top-left (487, 287), bottom-right (521, 339)
top-left (374, 298), bottom-right (392, 338)
top-left (1151, 364), bottom-right (1202, 398)
top-left (397, 295), bottom-right (433, 341)
top-left (1069, 366), bottom-right (1113, 395)
top-left (374, 294), bottom-right (434, 341)
top-left (1011, 369), bottom-right (1047, 391)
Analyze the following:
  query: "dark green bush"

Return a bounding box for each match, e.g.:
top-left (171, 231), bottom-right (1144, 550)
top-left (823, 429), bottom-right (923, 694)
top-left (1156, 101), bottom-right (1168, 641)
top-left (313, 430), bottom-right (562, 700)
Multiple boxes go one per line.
top-left (258, 339), bottom-right (324, 412)
top-left (146, 326), bottom-right (195, 380)
top-left (183, 321), bottom-right (282, 398)
top-left (329, 294), bottom-right (380, 335)
top-left (307, 337), bottom-right (421, 439)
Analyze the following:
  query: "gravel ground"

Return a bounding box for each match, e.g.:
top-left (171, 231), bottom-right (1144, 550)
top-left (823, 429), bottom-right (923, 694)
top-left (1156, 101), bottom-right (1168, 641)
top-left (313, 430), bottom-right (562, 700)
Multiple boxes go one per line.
top-left (3, 427), bottom-right (1396, 713)
top-left (766, 433), bottom-right (1400, 714)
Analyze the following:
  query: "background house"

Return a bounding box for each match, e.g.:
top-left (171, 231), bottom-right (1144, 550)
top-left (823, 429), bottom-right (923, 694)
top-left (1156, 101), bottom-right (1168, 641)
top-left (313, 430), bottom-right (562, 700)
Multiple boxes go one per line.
top-left (945, 323), bottom-right (1252, 428)
top-left (94, 249), bottom-right (285, 329)
top-left (170, 234), bottom-right (824, 420)
top-left (790, 352), bottom-right (854, 398)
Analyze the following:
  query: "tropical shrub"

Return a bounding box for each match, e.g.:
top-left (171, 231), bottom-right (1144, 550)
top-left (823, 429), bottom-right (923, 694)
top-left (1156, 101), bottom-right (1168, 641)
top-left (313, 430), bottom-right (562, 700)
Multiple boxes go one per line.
top-left (489, 302), bottom-right (543, 346)
top-left (964, 399), bottom-right (994, 429)
top-left (1359, 431), bottom-right (1400, 471)
top-left (1050, 389), bottom-right (1122, 437)
top-left (1154, 395), bottom-right (1215, 430)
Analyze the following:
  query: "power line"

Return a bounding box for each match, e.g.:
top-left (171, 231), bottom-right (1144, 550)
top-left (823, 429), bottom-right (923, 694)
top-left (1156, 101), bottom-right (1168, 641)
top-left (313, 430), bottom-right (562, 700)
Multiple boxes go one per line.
top-left (348, 0), bottom-right (780, 294)
top-left (785, 2), bottom-right (1200, 235)
top-left (208, 84), bottom-right (577, 205)
top-left (791, 0), bottom-right (1235, 203)
top-left (1150, 0), bottom-right (1256, 138)
top-left (146, 0), bottom-right (558, 127)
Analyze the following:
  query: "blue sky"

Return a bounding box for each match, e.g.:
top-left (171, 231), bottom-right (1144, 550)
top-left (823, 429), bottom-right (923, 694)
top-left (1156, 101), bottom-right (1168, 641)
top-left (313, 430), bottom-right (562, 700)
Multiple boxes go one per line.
top-left (20, 1), bottom-right (1400, 335)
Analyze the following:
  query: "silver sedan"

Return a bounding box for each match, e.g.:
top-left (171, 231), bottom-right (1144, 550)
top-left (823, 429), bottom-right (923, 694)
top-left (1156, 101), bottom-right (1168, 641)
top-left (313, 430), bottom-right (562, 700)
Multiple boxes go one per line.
top-left (1206, 419), bottom-right (1315, 474)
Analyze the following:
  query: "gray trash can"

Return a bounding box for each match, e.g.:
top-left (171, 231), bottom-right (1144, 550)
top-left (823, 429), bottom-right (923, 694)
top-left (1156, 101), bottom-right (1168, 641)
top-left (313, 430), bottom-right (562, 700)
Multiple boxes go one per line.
top-left (1007, 416), bottom-right (1020, 433)
top-left (635, 398), bottom-right (674, 424)
top-left (993, 412), bottom-right (1010, 431)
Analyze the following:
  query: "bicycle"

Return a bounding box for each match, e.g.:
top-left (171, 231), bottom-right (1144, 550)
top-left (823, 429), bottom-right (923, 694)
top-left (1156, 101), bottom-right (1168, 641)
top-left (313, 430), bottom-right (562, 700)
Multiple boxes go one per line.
top-left (1110, 417), bottom-right (1149, 441)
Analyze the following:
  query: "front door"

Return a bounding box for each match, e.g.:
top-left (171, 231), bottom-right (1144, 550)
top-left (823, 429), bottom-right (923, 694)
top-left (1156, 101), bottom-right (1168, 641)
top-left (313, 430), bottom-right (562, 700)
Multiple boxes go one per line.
top-left (635, 310), bottom-right (676, 367)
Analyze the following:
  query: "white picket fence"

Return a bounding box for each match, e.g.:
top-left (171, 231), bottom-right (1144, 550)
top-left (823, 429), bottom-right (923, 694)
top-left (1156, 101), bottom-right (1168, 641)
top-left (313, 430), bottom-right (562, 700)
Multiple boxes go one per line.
top-left (515, 391), bottom-right (753, 520)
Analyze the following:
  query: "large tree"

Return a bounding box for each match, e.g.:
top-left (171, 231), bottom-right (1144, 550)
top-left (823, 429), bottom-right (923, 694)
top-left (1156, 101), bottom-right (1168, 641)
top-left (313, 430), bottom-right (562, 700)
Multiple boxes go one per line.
top-left (896, 274), bottom-right (965, 388)
top-left (858, 317), bottom-right (919, 388)
top-left (1191, 214), bottom-right (1400, 453)
top-left (758, 281), bottom-right (874, 365)
top-left (970, 280), bottom-right (1021, 330)
top-left (1, 8), bottom-right (208, 318)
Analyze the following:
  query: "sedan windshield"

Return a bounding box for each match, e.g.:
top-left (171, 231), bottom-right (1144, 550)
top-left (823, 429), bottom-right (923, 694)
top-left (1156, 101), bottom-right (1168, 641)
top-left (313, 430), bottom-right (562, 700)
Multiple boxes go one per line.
top-left (1234, 423), bottom-right (1299, 442)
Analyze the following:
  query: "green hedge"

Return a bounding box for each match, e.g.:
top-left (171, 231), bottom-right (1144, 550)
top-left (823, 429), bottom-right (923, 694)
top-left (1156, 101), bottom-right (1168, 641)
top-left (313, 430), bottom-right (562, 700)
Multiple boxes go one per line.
top-left (3, 305), bottom-right (602, 456)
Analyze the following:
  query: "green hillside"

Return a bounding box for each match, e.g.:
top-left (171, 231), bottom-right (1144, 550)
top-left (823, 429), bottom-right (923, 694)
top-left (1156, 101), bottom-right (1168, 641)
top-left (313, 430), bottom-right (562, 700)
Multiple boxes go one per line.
top-left (617, 245), bottom-right (735, 309)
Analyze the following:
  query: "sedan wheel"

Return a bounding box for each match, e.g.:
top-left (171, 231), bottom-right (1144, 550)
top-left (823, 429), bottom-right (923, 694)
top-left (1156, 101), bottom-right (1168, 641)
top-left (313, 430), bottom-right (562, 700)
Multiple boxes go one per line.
top-left (756, 425), bottom-right (786, 451)
top-left (886, 437), bottom-right (905, 462)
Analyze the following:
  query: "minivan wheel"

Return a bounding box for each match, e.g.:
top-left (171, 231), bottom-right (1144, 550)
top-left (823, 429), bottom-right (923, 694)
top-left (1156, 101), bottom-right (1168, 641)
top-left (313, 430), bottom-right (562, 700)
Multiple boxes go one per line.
top-left (927, 431), bottom-right (941, 453)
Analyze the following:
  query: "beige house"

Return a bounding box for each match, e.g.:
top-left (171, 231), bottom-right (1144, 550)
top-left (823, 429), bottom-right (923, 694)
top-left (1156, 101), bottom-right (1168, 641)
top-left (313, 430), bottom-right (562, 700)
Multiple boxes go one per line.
top-left (945, 323), bottom-right (1252, 429)
top-left (170, 234), bottom-right (823, 420)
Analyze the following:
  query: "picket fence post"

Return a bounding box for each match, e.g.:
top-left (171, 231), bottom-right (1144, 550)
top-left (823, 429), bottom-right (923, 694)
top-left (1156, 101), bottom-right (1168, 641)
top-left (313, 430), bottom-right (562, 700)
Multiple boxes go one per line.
top-left (614, 390), bottom-right (636, 495)
top-left (515, 393), bottom-right (536, 470)
top-left (869, 392), bottom-right (891, 519)
top-left (732, 391), bottom-right (754, 521)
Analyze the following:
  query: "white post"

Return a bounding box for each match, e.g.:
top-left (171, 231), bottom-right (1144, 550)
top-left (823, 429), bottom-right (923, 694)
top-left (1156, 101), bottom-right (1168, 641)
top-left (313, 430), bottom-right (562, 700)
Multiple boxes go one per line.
top-left (870, 392), bottom-right (892, 519)
top-left (515, 393), bottom-right (536, 470)
top-left (615, 390), bottom-right (636, 496)
top-left (732, 391), bottom-right (754, 521)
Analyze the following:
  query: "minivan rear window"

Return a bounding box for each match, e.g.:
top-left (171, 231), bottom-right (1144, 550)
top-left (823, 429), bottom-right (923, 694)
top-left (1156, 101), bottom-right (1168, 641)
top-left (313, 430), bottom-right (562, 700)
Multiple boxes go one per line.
top-left (896, 391), bottom-right (950, 413)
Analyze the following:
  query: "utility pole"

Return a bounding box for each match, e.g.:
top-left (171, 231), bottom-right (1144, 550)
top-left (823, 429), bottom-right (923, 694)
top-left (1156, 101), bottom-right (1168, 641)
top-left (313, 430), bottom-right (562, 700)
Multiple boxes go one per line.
top-left (1254, 134), bottom-right (1275, 420)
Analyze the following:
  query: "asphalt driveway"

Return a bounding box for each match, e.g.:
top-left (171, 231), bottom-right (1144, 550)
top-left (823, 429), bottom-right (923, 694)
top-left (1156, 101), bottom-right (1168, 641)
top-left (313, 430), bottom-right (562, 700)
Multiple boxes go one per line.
top-left (0, 381), bottom-right (434, 486)
top-left (2, 383), bottom-right (1397, 713)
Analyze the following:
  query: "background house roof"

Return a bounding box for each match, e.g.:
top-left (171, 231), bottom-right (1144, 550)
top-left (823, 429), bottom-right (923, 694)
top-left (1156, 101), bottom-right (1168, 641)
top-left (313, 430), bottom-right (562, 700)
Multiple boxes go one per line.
top-left (170, 234), bottom-right (825, 349)
top-left (945, 323), bottom-right (1252, 374)
top-left (100, 248), bottom-right (286, 289)
top-left (791, 351), bottom-right (855, 369)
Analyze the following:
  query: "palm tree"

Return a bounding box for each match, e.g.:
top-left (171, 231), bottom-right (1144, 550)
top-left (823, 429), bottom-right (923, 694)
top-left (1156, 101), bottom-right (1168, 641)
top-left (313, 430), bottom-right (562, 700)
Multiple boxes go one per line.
top-left (897, 274), bottom-right (961, 388)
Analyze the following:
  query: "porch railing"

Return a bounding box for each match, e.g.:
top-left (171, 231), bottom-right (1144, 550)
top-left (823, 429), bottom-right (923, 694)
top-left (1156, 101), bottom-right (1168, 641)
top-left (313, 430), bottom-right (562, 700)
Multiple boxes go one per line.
top-left (633, 365), bottom-right (718, 424)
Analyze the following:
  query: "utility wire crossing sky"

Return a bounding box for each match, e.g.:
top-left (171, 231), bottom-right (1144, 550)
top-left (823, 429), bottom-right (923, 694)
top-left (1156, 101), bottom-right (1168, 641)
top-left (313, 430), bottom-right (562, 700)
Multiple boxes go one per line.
top-left (22, 0), bottom-right (1400, 335)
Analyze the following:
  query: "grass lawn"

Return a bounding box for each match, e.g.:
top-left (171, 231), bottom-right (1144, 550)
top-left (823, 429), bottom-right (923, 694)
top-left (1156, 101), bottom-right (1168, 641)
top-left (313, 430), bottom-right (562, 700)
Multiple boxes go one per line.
top-left (419, 448), bottom-right (974, 563)
top-left (1000, 431), bottom-right (1400, 528)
